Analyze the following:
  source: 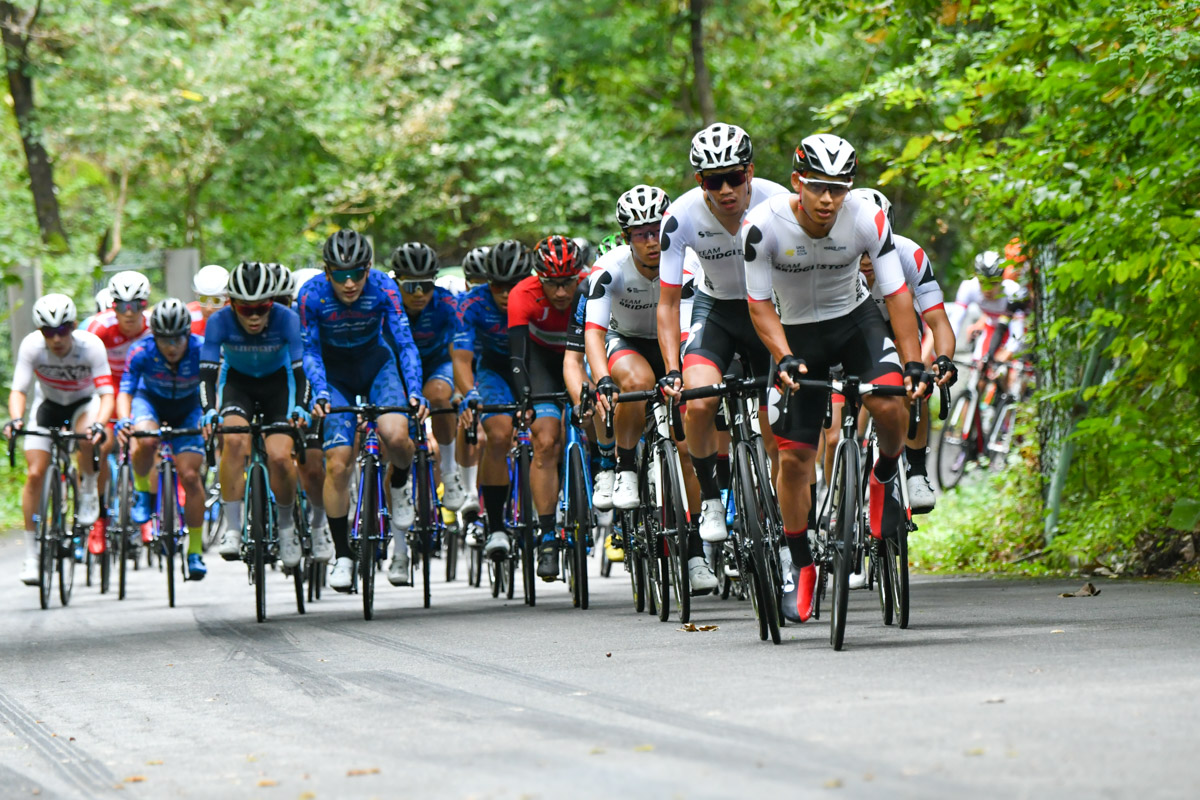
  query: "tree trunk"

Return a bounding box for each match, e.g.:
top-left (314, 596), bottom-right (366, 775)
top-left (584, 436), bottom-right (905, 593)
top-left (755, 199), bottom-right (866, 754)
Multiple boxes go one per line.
top-left (1, 1), bottom-right (69, 251)
top-left (689, 0), bottom-right (716, 126)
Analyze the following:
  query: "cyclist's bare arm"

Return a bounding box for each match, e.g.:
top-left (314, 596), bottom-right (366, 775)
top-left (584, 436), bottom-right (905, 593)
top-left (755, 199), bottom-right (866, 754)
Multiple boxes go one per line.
top-left (748, 300), bottom-right (799, 386)
top-left (8, 390), bottom-right (26, 423)
top-left (563, 349), bottom-right (590, 409)
top-left (657, 283), bottom-right (682, 377)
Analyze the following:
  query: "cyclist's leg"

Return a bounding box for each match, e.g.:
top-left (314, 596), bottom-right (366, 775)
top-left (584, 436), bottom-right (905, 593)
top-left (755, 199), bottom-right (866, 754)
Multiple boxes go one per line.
top-left (680, 294), bottom-right (734, 531)
top-left (71, 396), bottom-right (102, 523)
top-left (425, 362), bottom-right (465, 508)
top-left (606, 335), bottom-right (655, 510)
top-left (525, 345), bottom-right (564, 543)
top-left (129, 396), bottom-right (161, 523)
top-left (20, 443), bottom-right (50, 584)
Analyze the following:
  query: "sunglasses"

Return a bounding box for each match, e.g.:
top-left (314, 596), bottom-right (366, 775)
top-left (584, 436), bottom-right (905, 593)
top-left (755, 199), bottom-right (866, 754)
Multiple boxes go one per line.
top-left (327, 267), bottom-right (368, 284)
top-left (627, 227), bottom-right (659, 243)
top-left (400, 280), bottom-right (435, 295)
top-left (700, 168), bottom-right (749, 191)
top-left (114, 299), bottom-right (147, 314)
top-left (233, 300), bottom-right (273, 318)
top-left (540, 276), bottom-right (577, 292)
top-left (196, 294), bottom-right (225, 306)
top-left (40, 323), bottom-right (75, 339)
top-left (154, 334), bottom-right (188, 347)
top-left (489, 280), bottom-right (520, 292)
top-left (797, 175), bottom-right (852, 198)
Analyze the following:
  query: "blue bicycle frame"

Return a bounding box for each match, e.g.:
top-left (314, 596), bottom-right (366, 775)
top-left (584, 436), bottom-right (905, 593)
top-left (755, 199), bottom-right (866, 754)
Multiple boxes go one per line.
top-left (557, 407), bottom-right (594, 552)
top-left (351, 421), bottom-right (391, 560)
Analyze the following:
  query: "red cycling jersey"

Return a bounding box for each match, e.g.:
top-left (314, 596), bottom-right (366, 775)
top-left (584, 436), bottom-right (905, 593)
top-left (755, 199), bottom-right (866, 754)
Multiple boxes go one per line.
top-left (86, 309), bottom-right (150, 385)
top-left (507, 275), bottom-right (575, 352)
top-left (186, 300), bottom-right (208, 336)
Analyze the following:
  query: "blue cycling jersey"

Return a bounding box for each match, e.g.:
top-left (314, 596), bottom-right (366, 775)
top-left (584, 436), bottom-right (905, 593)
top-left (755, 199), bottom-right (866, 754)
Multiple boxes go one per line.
top-left (297, 268), bottom-right (422, 401)
top-left (405, 287), bottom-right (458, 367)
top-left (454, 285), bottom-right (509, 366)
top-left (199, 304), bottom-right (306, 412)
top-left (120, 334), bottom-right (204, 406)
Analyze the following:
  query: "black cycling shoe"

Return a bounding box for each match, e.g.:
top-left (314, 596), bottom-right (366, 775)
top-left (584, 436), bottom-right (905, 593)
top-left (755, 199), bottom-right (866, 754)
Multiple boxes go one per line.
top-left (536, 542), bottom-right (559, 580)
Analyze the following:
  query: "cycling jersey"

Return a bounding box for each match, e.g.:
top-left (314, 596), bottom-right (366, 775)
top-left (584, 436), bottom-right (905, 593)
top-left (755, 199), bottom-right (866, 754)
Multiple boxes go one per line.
top-left (120, 334), bottom-right (203, 408)
top-left (948, 277), bottom-right (1029, 358)
top-left (405, 286), bottom-right (458, 369)
top-left (507, 275), bottom-right (574, 352)
top-left (12, 330), bottom-right (113, 404)
top-left (659, 178), bottom-right (788, 298)
top-left (454, 285), bottom-right (509, 368)
top-left (865, 234), bottom-right (945, 322)
top-left (743, 191), bottom-right (905, 325)
top-left (199, 305), bottom-right (307, 413)
top-left (87, 310), bottom-right (151, 386)
top-left (584, 244), bottom-right (696, 339)
top-left (297, 269), bottom-right (422, 402)
top-left (185, 301), bottom-right (209, 336)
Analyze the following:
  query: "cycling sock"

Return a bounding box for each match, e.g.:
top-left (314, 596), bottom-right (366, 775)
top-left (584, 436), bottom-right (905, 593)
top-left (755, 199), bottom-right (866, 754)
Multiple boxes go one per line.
top-left (873, 450), bottom-right (900, 484)
top-left (81, 471), bottom-right (97, 493)
top-left (23, 530), bottom-right (37, 560)
top-left (597, 442), bottom-right (616, 471)
top-left (687, 524), bottom-right (706, 559)
top-left (277, 503), bottom-right (295, 534)
top-left (310, 503), bottom-right (326, 530)
top-left (439, 440), bottom-right (457, 477)
top-left (188, 526), bottom-right (203, 555)
top-left (617, 446), bottom-right (637, 472)
top-left (462, 463), bottom-right (478, 493)
top-left (868, 473), bottom-right (885, 539)
top-left (133, 471), bottom-right (151, 493)
top-left (691, 453), bottom-right (720, 500)
top-left (716, 453), bottom-right (731, 493)
top-left (784, 528), bottom-right (814, 568)
top-left (481, 485), bottom-right (508, 531)
top-left (329, 515), bottom-right (351, 559)
top-left (224, 500), bottom-right (244, 535)
top-left (905, 445), bottom-right (927, 477)
top-left (807, 482), bottom-right (818, 531)
top-left (389, 465), bottom-right (410, 489)
top-left (538, 514), bottom-right (556, 545)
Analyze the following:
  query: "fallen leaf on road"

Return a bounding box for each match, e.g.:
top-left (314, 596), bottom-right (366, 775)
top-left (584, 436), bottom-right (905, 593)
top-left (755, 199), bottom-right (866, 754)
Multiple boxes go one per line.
top-left (824, 778), bottom-right (843, 789)
top-left (984, 698), bottom-right (1005, 704)
top-left (589, 747), bottom-right (605, 755)
top-left (965, 748), bottom-right (985, 756)
top-left (299, 793), bottom-right (316, 800)
top-left (634, 744), bottom-right (654, 752)
top-left (678, 623), bottom-right (719, 632)
top-left (1060, 582), bottom-right (1100, 598)
top-left (68, 737), bottom-right (75, 742)
top-left (347, 768), bottom-right (380, 777)
top-left (146, 760), bottom-right (163, 765)
top-left (1051, 629), bottom-right (1065, 634)
top-left (124, 776), bottom-right (146, 783)
top-left (605, 652), bottom-right (612, 657)
top-left (256, 779), bottom-right (277, 787)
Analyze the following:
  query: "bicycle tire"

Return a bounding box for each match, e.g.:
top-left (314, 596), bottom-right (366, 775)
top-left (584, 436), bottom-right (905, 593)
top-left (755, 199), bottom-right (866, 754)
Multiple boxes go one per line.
top-left (829, 441), bottom-right (860, 651)
top-left (937, 392), bottom-right (974, 490)
top-left (657, 441), bottom-right (689, 621)
top-left (360, 459), bottom-right (377, 621)
top-left (415, 449), bottom-right (434, 609)
top-left (162, 462), bottom-right (180, 608)
top-left (36, 464), bottom-right (59, 610)
top-left (735, 444), bottom-right (779, 644)
top-left (888, 529), bottom-right (910, 629)
top-left (876, 539), bottom-right (894, 626)
top-left (568, 447), bottom-right (590, 610)
top-left (59, 470), bottom-right (77, 607)
top-left (445, 525), bottom-right (458, 582)
top-left (988, 399), bottom-right (1016, 471)
top-left (631, 550), bottom-right (646, 613)
top-left (117, 462), bottom-right (132, 599)
top-left (249, 465), bottom-right (268, 623)
top-left (489, 554), bottom-right (501, 597)
top-left (505, 550), bottom-right (515, 599)
top-left (469, 541), bottom-right (482, 587)
top-left (292, 495), bottom-right (308, 614)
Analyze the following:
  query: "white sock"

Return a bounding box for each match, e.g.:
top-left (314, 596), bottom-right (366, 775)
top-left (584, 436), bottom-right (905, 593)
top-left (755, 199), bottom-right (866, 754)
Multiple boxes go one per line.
top-left (439, 440), bottom-right (457, 478)
top-left (81, 471), bottom-right (97, 494)
top-left (311, 504), bottom-right (326, 529)
top-left (277, 504), bottom-right (295, 536)
top-left (462, 463), bottom-right (478, 492)
top-left (225, 500), bottom-right (244, 534)
top-left (24, 530), bottom-right (37, 560)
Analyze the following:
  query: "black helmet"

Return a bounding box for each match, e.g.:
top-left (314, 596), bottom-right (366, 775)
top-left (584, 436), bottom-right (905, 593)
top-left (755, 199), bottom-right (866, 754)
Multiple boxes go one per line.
top-left (486, 240), bottom-right (532, 283)
top-left (389, 242), bottom-right (440, 279)
top-left (461, 247), bottom-right (491, 283)
top-left (322, 229), bottom-right (373, 271)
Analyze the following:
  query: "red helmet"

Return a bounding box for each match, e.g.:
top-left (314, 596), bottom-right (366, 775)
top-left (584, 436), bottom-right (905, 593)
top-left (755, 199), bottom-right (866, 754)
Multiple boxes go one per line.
top-left (533, 235), bottom-right (583, 279)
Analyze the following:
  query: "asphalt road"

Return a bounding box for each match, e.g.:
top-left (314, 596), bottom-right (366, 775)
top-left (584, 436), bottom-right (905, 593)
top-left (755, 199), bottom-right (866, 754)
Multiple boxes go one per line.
top-left (1, 531), bottom-right (1198, 800)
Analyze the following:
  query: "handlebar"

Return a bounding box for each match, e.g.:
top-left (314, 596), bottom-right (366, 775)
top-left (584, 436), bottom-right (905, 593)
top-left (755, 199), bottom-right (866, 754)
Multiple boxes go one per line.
top-left (608, 386), bottom-right (686, 441)
top-left (209, 421), bottom-right (307, 467)
top-left (6, 426), bottom-right (99, 471)
top-left (463, 391), bottom-right (570, 444)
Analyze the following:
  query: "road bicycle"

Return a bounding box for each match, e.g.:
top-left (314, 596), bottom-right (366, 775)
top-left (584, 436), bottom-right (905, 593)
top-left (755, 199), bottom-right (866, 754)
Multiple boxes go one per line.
top-left (403, 405), bottom-right (458, 610)
top-left (556, 390), bottom-right (595, 610)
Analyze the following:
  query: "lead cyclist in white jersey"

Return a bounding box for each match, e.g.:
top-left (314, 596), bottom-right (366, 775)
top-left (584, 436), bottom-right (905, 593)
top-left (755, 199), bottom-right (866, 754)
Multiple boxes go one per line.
top-left (656, 122), bottom-right (788, 545)
top-left (742, 134), bottom-right (928, 624)
top-left (5, 294), bottom-right (113, 586)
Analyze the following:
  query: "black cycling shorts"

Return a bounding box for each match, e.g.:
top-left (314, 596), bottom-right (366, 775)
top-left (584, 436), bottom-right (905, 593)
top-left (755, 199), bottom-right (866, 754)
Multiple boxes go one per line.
top-left (219, 367), bottom-right (292, 425)
top-left (769, 300), bottom-right (903, 449)
top-left (35, 396), bottom-right (92, 430)
top-left (682, 291), bottom-right (772, 402)
top-left (604, 332), bottom-right (666, 379)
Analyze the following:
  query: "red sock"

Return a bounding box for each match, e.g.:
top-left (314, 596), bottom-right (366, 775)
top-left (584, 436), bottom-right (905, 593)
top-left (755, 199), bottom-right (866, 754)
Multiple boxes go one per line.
top-left (869, 472), bottom-right (884, 539)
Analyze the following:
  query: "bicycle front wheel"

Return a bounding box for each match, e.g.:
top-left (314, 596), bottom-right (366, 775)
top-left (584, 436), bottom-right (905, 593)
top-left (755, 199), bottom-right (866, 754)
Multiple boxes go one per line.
top-left (117, 462), bottom-right (132, 600)
top-left (734, 444), bottom-right (779, 644)
top-left (937, 392), bottom-right (973, 490)
top-left (249, 465), bottom-right (268, 623)
top-left (829, 442), bottom-right (860, 651)
top-left (58, 471), bottom-right (77, 607)
top-left (568, 447), bottom-right (590, 611)
top-left (359, 459), bottom-right (378, 621)
top-left (415, 449), bottom-right (434, 609)
top-left (657, 442), bottom-right (690, 622)
top-left (888, 530), bottom-right (910, 629)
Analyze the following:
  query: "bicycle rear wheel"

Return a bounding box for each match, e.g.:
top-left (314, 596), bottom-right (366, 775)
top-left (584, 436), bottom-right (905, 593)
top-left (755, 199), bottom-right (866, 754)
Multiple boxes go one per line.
top-left (445, 524), bottom-right (459, 582)
top-left (117, 462), bottom-right (132, 600)
top-left (657, 443), bottom-right (689, 622)
top-left (735, 445), bottom-right (779, 644)
top-left (416, 450), bottom-right (434, 609)
top-left (888, 529), bottom-right (910, 629)
top-left (249, 465), bottom-right (268, 623)
top-left (875, 539), bottom-right (894, 625)
top-left (360, 459), bottom-right (378, 621)
top-left (568, 448), bottom-right (590, 611)
top-left (937, 393), bottom-right (974, 490)
top-left (829, 443), bottom-right (860, 651)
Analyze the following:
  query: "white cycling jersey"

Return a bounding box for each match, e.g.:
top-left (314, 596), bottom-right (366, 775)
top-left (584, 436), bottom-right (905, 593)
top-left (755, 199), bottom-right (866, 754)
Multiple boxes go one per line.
top-left (12, 330), bottom-right (114, 405)
top-left (948, 277), bottom-right (1028, 353)
top-left (435, 274), bottom-right (467, 296)
top-left (585, 244), bottom-right (696, 339)
top-left (743, 191), bottom-right (906, 325)
top-left (865, 234), bottom-right (945, 322)
top-left (659, 178), bottom-right (788, 299)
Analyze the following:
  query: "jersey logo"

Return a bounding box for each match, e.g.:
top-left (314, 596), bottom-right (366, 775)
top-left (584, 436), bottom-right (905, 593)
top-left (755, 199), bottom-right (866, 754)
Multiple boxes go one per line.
top-left (661, 215), bottom-right (680, 250)
top-left (589, 270), bottom-right (613, 300)
top-left (744, 225), bottom-right (763, 262)
top-left (874, 209), bottom-right (887, 239)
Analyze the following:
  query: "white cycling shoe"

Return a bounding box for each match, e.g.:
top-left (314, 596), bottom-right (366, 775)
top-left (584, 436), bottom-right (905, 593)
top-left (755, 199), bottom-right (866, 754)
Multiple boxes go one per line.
top-left (612, 471), bottom-right (639, 510)
top-left (907, 473), bottom-right (936, 514)
top-left (441, 470), bottom-right (469, 512)
top-left (698, 498), bottom-right (728, 542)
top-left (218, 526), bottom-right (242, 561)
top-left (311, 522), bottom-right (334, 563)
top-left (329, 557), bottom-right (354, 592)
top-left (76, 487), bottom-right (100, 526)
top-left (277, 525), bottom-right (301, 568)
top-left (687, 556), bottom-right (718, 593)
top-left (388, 545), bottom-right (411, 586)
top-left (592, 470), bottom-right (615, 510)
top-left (19, 558), bottom-right (38, 586)
top-left (484, 531), bottom-right (511, 558)
top-left (390, 481), bottom-right (415, 532)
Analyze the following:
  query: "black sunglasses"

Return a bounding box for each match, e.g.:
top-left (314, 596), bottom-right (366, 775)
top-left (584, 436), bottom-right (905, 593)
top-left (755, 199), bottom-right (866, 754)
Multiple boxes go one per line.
top-left (700, 168), bottom-right (749, 191)
top-left (400, 280), bottom-right (435, 295)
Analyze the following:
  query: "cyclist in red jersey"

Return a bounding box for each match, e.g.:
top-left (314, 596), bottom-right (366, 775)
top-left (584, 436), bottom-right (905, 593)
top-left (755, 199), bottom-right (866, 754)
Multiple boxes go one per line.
top-left (188, 264), bottom-right (228, 336)
top-left (508, 235), bottom-right (585, 580)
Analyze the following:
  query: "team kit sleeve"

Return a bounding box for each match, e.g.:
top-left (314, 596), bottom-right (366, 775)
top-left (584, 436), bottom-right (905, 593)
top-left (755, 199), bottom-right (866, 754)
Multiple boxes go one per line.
top-left (280, 308), bottom-right (309, 411)
top-left (11, 333), bottom-right (37, 394)
top-left (858, 204), bottom-right (906, 298)
top-left (379, 280), bottom-right (424, 400)
top-left (199, 311), bottom-right (225, 412)
top-left (297, 285), bottom-right (330, 403)
top-left (910, 244), bottom-right (945, 314)
top-left (87, 335), bottom-right (115, 394)
top-left (658, 207), bottom-right (689, 288)
top-left (507, 283), bottom-right (534, 397)
top-left (741, 212), bottom-right (776, 304)
top-left (584, 263), bottom-right (617, 333)
top-left (452, 293), bottom-right (478, 353)
top-left (118, 342), bottom-right (145, 396)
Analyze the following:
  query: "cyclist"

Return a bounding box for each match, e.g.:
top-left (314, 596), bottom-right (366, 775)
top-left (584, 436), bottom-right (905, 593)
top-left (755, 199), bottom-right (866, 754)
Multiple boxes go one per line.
top-left (268, 263), bottom-right (297, 307)
top-left (656, 122), bottom-right (788, 544)
top-left (389, 243), bottom-right (468, 511)
top-left (460, 246), bottom-right (490, 290)
top-left (948, 251), bottom-right (1030, 370)
top-left (115, 298), bottom-right (208, 580)
top-left (509, 235), bottom-right (586, 579)
top-left (587, 185), bottom-right (716, 590)
top-left (843, 187), bottom-right (958, 513)
top-left (6, 295), bottom-right (112, 585)
top-left (202, 261), bottom-right (309, 569)
top-left (299, 230), bottom-right (427, 591)
top-left (188, 264), bottom-right (229, 336)
top-left (81, 287), bottom-right (112, 330)
top-left (742, 133), bottom-right (928, 623)
top-left (453, 240), bottom-right (530, 559)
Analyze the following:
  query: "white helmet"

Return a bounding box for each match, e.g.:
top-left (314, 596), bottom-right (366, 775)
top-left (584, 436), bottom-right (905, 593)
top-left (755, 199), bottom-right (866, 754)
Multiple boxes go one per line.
top-left (33, 293), bottom-right (77, 328)
top-left (616, 185), bottom-right (671, 230)
top-left (193, 264), bottom-right (229, 296)
top-left (108, 270), bottom-right (152, 303)
top-left (93, 287), bottom-right (113, 315)
top-left (793, 133), bottom-right (858, 179)
top-left (293, 267), bottom-right (323, 295)
top-left (689, 123), bottom-right (753, 171)
top-left (268, 263), bottom-right (296, 299)
top-left (850, 187), bottom-right (894, 229)
top-left (149, 298), bottom-right (192, 337)
top-left (226, 261), bottom-right (276, 303)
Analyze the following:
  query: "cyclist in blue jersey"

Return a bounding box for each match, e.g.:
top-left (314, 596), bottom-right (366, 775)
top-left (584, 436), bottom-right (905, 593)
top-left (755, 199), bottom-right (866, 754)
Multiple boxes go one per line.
top-left (116, 299), bottom-right (208, 580)
top-left (453, 240), bottom-right (530, 559)
top-left (389, 243), bottom-right (468, 512)
top-left (200, 262), bottom-right (310, 569)
top-left (301, 229), bottom-right (428, 591)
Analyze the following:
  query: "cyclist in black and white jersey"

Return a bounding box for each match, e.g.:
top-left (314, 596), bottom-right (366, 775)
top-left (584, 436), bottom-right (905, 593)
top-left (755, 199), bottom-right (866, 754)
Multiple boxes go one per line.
top-left (586, 185), bottom-right (714, 591)
top-left (742, 134), bottom-right (928, 624)
top-left (656, 123), bottom-right (788, 544)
